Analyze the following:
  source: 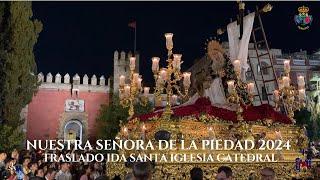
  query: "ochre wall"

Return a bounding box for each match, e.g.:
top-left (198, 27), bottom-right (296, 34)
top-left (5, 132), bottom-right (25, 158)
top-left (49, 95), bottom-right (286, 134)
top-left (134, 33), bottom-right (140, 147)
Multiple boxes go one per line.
top-left (26, 89), bottom-right (109, 140)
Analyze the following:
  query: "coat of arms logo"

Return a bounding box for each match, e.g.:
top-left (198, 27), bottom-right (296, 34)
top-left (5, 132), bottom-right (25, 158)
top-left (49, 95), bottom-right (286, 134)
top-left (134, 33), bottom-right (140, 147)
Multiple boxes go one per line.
top-left (294, 6), bottom-right (313, 30)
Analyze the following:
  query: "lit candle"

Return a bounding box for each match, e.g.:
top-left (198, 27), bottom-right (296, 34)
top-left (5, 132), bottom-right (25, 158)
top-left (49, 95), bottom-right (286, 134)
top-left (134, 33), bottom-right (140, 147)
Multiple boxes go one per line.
top-left (273, 90), bottom-right (280, 101)
top-left (284, 60), bottom-right (290, 73)
top-left (152, 57), bottom-right (160, 73)
top-left (137, 78), bottom-right (142, 89)
top-left (173, 54), bottom-right (182, 71)
top-left (171, 95), bottom-right (178, 105)
top-left (123, 126), bottom-right (128, 139)
top-left (119, 75), bottom-right (125, 86)
top-left (124, 85), bottom-right (130, 97)
top-left (227, 80), bottom-right (235, 93)
top-left (282, 76), bottom-right (290, 87)
top-left (119, 90), bottom-right (124, 100)
top-left (247, 82), bottom-right (255, 94)
top-left (297, 75), bottom-right (305, 89)
top-left (208, 126), bottom-right (214, 139)
top-left (298, 89), bottom-right (305, 100)
top-left (129, 57), bottom-right (136, 71)
top-left (133, 73), bottom-right (139, 83)
top-left (157, 75), bottom-right (163, 85)
top-left (278, 79), bottom-right (284, 90)
top-left (164, 33), bottom-right (174, 50)
top-left (143, 87), bottom-right (150, 96)
top-left (141, 124), bottom-right (146, 140)
top-left (160, 69), bottom-right (167, 81)
top-left (183, 72), bottom-right (191, 88)
top-left (233, 60), bottom-right (241, 74)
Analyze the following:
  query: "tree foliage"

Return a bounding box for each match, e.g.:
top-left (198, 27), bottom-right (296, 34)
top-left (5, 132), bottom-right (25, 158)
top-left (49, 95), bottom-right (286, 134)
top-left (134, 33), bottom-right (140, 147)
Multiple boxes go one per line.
top-left (0, 124), bottom-right (24, 152)
top-left (0, 2), bottom-right (42, 127)
top-left (96, 95), bottom-right (153, 141)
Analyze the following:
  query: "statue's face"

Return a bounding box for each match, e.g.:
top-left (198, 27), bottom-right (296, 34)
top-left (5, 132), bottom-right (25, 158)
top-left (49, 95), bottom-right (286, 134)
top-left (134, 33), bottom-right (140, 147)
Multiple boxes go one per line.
top-left (210, 50), bottom-right (225, 74)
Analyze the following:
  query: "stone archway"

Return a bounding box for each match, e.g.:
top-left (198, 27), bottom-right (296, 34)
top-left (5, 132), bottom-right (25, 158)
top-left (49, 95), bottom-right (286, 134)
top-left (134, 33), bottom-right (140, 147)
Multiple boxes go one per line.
top-left (57, 112), bottom-right (88, 142)
top-left (64, 120), bottom-right (83, 142)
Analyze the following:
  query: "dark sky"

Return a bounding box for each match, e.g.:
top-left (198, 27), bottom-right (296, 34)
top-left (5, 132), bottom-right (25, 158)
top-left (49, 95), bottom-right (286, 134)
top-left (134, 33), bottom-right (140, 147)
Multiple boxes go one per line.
top-left (32, 1), bottom-right (320, 85)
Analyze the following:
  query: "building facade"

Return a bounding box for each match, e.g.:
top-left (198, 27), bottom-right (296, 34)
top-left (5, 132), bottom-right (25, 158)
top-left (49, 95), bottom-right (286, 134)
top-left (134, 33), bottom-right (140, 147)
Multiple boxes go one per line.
top-left (24, 72), bottom-right (110, 142)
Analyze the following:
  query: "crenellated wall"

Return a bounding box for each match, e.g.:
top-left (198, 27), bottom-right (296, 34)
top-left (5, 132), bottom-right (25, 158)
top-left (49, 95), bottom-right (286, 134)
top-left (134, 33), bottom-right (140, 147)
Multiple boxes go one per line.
top-left (37, 72), bottom-right (109, 93)
top-left (113, 50), bottom-right (140, 93)
top-left (26, 72), bottom-right (110, 141)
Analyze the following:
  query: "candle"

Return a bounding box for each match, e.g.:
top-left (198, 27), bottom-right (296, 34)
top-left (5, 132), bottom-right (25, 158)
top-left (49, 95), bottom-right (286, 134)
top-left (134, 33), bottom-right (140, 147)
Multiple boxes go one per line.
top-left (297, 75), bottom-right (305, 89)
top-left (119, 90), bottom-right (124, 100)
top-left (164, 33), bottom-right (173, 50)
top-left (124, 85), bottom-right (130, 98)
top-left (137, 78), bottom-right (142, 89)
top-left (273, 90), bottom-right (280, 101)
top-left (152, 57), bottom-right (160, 73)
top-left (173, 54), bottom-right (182, 71)
top-left (123, 126), bottom-right (128, 139)
top-left (247, 82), bottom-right (255, 94)
top-left (227, 80), bottom-right (235, 93)
top-left (119, 75), bottom-right (125, 86)
top-left (157, 75), bottom-right (163, 85)
top-left (160, 69), bottom-right (167, 81)
top-left (282, 76), bottom-right (290, 87)
top-left (171, 95), bottom-right (178, 105)
top-left (183, 72), bottom-right (191, 88)
top-left (298, 89), bottom-right (305, 100)
top-left (141, 124), bottom-right (146, 140)
top-left (284, 60), bottom-right (290, 73)
top-left (133, 73), bottom-right (139, 83)
top-left (233, 60), bottom-right (241, 74)
top-left (143, 87), bottom-right (150, 96)
top-left (278, 79), bottom-right (284, 90)
top-left (129, 57), bottom-right (136, 71)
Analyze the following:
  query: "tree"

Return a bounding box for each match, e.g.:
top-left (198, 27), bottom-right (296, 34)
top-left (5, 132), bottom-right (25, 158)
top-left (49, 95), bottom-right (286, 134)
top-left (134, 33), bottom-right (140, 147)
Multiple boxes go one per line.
top-left (0, 2), bottom-right (42, 127)
top-left (96, 95), bottom-right (153, 141)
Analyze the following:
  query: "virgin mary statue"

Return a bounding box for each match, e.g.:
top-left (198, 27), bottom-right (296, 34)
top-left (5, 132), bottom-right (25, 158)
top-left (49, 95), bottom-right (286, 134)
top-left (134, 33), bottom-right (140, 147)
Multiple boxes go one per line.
top-left (180, 40), bottom-right (248, 110)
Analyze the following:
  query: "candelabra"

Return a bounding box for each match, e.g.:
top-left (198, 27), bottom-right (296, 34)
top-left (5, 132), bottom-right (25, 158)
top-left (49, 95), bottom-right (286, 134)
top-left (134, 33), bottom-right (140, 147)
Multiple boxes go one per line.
top-left (119, 56), bottom-right (149, 119)
top-left (151, 33), bottom-right (191, 120)
top-left (227, 60), bottom-right (255, 121)
top-left (273, 59), bottom-right (306, 123)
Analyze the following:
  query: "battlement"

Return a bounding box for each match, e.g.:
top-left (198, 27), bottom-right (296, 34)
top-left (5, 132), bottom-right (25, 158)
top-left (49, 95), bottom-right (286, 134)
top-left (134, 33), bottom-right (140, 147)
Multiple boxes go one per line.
top-left (37, 72), bottom-right (109, 93)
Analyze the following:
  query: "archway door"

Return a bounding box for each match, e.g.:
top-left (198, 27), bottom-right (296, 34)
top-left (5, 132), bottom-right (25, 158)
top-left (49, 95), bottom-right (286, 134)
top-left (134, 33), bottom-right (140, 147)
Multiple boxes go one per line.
top-left (64, 120), bottom-right (83, 142)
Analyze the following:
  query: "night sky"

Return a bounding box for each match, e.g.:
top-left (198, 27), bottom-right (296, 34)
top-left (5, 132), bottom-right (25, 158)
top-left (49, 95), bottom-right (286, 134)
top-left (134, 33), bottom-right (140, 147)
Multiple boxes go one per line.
top-left (32, 1), bottom-right (320, 85)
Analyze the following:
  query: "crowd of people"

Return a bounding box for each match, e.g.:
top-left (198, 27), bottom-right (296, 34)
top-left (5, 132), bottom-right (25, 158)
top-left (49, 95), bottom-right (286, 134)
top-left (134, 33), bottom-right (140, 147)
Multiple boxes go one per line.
top-left (0, 149), bottom-right (106, 180)
top-left (1, 148), bottom-right (320, 180)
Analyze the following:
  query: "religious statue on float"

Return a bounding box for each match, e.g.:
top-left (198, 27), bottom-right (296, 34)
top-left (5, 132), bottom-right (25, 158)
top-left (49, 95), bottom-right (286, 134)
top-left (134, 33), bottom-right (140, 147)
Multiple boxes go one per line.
top-left (182, 40), bottom-right (249, 110)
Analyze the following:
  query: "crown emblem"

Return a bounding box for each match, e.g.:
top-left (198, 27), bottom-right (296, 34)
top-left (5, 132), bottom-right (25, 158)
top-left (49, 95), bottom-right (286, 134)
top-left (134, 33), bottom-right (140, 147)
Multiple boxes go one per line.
top-left (298, 6), bottom-right (309, 14)
top-left (294, 5), bottom-right (313, 30)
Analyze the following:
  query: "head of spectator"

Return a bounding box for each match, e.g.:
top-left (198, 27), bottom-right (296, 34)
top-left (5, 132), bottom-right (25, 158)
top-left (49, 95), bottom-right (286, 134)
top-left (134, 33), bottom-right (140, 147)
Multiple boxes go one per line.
top-left (35, 168), bottom-right (45, 178)
top-left (133, 161), bottom-right (152, 180)
top-left (260, 167), bottom-right (275, 180)
top-left (45, 168), bottom-right (56, 180)
top-left (216, 166), bottom-right (232, 180)
top-left (28, 161), bottom-right (39, 174)
top-left (0, 151), bottom-right (7, 163)
top-left (190, 167), bottom-right (203, 180)
top-left (60, 162), bottom-right (70, 173)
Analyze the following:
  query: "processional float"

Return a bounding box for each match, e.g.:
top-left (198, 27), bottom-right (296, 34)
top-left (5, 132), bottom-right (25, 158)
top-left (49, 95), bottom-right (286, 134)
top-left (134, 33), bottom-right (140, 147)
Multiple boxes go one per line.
top-left (108, 3), bottom-right (316, 179)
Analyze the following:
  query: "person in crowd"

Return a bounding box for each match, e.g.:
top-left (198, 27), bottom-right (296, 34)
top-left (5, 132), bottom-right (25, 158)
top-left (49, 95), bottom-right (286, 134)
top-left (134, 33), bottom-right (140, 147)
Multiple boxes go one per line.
top-left (91, 161), bottom-right (103, 179)
top-left (22, 157), bottom-right (31, 175)
top-left (0, 150), bottom-right (7, 169)
top-left (260, 167), bottom-right (275, 180)
top-left (55, 162), bottom-right (72, 180)
top-left (28, 161), bottom-right (39, 178)
top-left (45, 168), bottom-right (57, 180)
top-left (216, 166), bottom-right (232, 180)
top-left (124, 172), bottom-right (134, 180)
top-left (314, 164), bottom-right (320, 179)
top-left (133, 161), bottom-right (152, 180)
top-left (80, 164), bottom-right (92, 180)
top-left (190, 167), bottom-right (203, 180)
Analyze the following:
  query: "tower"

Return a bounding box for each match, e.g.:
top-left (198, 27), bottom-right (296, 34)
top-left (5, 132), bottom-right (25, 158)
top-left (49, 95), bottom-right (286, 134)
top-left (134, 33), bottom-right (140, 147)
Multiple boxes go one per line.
top-left (113, 50), bottom-right (139, 93)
